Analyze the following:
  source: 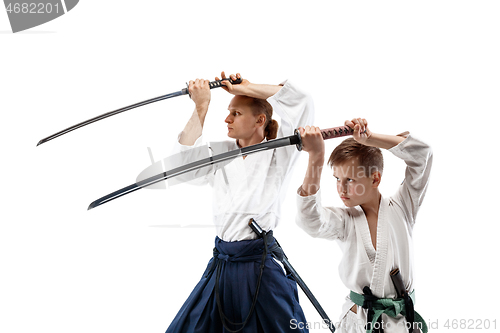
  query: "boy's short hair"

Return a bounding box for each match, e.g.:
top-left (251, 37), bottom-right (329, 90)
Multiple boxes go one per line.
top-left (327, 138), bottom-right (384, 176)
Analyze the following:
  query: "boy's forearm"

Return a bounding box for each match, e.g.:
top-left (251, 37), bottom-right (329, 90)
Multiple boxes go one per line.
top-left (364, 132), bottom-right (406, 150)
top-left (299, 154), bottom-right (324, 196)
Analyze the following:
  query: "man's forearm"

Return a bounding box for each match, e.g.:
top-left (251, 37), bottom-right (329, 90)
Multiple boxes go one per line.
top-left (241, 83), bottom-right (282, 99)
top-left (178, 108), bottom-right (207, 146)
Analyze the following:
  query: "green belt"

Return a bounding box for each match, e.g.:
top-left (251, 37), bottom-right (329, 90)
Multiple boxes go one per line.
top-left (349, 290), bottom-right (428, 333)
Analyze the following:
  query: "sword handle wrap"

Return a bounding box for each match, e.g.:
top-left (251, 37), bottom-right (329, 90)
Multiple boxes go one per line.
top-left (182, 77), bottom-right (243, 95)
top-left (293, 125), bottom-right (355, 151)
top-left (209, 77), bottom-right (243, 89)
top-left (320, 125), bottom-right (355, 140)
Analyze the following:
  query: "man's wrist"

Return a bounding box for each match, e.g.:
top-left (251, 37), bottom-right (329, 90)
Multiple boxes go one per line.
top-left (238, 82), bottom-right (252, 96)
top-left (195, 103), bottom-right (209, 115)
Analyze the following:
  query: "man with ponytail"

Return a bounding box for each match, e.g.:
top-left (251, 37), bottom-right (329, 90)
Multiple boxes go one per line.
top-left (165, 72), bottom-right (315, 333)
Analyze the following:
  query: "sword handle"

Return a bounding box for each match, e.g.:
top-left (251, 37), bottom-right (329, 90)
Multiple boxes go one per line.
top-left (209, 77), bottom-right (243, 89)
top-left (390, 268), bottom-right (408, 298)
top-left (293, 125), bottom-right (355, 151)
top-left (182, 77), bottom-right (243, 95)
top-left (320, 125), bottom-right (355, 140)
top-left (249, 218), bottom-right (265, 237)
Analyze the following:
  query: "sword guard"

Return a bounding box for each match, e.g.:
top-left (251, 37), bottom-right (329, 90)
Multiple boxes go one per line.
top-left (293, 128), bottom-right (303, 151)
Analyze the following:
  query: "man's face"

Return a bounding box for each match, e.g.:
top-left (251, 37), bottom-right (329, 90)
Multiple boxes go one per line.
top-left (333, 159), bottom-right (380, 208)
top-left (225, 96), bottom-right (261, 141)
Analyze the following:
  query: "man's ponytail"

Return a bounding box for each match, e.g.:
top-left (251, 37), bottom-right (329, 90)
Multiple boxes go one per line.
top-left (265, 119), bottom-right (279, 140)
top-left (249, 98), bottom-right (278, 141)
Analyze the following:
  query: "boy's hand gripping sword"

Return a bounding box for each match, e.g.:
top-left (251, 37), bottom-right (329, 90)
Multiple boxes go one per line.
top-left (36, 77), bottom-right (242, 146)
top-left (249, 219), bottom-right (336, 332)
top-left (87, 125), bottom-right (354, 210)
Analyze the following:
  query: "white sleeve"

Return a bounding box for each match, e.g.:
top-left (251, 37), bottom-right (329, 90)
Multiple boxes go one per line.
top-left (166, 134), bottom-right (214, 186)
top-left (266, 80), bottom-right (315, 174)
top-left (295, 188), bottom-right (347, 240)
top-left (267, 80), bottom-right (315, 137)
top-left (389, 134), bottom-right (433, 224)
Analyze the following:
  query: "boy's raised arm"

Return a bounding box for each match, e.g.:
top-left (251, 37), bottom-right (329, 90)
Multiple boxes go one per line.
top-left (298, 126), bottom-right (325, 197)
top-left (345, 117), bottom-right (406, 149)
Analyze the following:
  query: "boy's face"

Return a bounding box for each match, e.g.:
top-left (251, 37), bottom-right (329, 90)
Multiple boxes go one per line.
top-left (333, 159), bottom-right (381, 208)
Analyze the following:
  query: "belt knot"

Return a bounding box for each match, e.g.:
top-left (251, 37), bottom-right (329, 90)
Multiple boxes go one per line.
top-left (216, 253), bottom-right (230, 262)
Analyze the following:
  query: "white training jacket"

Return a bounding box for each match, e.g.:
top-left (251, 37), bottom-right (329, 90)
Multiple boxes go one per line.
top-left (296, 134), bottom-right (433, 332)
top-left (173, 80), bottom-right (315, 242)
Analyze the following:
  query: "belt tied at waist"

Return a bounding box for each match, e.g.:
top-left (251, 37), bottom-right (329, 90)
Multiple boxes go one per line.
top-left (209, 231), bottom-right (281, 272)
top-left (350, 288), bottom-right (428, 333)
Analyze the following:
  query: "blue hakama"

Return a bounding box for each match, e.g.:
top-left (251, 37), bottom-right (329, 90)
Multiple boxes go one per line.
top-left (166, 232), bottom-right (309, 333)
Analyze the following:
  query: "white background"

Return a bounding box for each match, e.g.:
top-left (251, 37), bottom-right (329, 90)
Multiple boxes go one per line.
top-left (1, 1), bottom-right (499, 332)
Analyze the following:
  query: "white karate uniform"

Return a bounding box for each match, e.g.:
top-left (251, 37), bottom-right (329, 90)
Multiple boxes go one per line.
top-left (174, 80), bottom-right (314, 242)
top-left (296, 134), bottom-right (432, 332)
